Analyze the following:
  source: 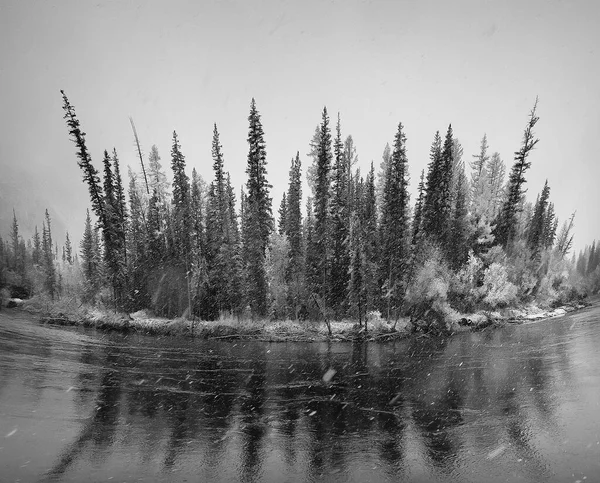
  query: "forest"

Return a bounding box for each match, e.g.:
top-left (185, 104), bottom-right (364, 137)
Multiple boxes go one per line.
top-left (0, 93), bottom-right (599, 331)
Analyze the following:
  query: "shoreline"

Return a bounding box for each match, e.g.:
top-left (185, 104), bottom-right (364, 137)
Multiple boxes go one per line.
top-left (6, 296), bottom-right (592, 343)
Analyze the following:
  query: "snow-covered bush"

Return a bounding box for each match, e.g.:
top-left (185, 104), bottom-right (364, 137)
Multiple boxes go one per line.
top-left (480, 262), bottom-right (518, 308)
top-left (449, 251), bottom-right (484, 311)
top-left (405, 255), bottom-right (451, 310)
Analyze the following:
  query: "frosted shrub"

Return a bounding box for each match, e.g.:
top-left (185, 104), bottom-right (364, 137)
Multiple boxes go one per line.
top-left (480, 262), bottom-right (518, 308)
top-left (366, 310), bottom-right (387, 330)
top-left (406, 258), bottom-right (450, 308)
top-left (450, 251), bottom-right (484, 311)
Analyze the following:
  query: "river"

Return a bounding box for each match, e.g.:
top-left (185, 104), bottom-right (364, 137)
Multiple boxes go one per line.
top-left (0, 306), bottom-right (599, 482)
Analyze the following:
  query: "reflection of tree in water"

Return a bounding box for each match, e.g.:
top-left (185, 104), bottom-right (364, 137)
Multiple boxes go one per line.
top-left (499, 386), bottom-right (552, 480)
top-left (411, 375), bottom-right (463, 473)
top-left (239, 346), bottom-right (268, 483)
top-left (44, 348), bottom-right (123, 480)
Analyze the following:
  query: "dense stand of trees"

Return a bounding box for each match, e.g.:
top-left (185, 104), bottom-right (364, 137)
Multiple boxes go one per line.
top-left (2, 94), bottom-right (598, 323)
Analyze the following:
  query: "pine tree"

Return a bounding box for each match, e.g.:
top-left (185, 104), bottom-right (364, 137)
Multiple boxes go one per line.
top-left (80, 209), bottom-right (100, 302)
top-left (329, 113), bottom-right (350, 317)
top-left (42, 210), bottom-right (57, 299)
top-left (190, 167), bottom-right (207, 317)
top-left (555, 212), bottom-right (575, 258)
top-left (470, 134), bottom-right (490, 219)
top-left (449, 167), bottom-right (470, 268)
top-left (285, 152), bottom-right (303, 317)
top-left (376, 143), bottom-right (392, 211)
top-left (243, 99), bottom-right (273, 317)
top-left (587, 241), bottom-right (597, 275)
top-left (10, 209), bottom-right (23, 274)
top-left (278, 193), bottom-right (288, 236)
top-left (348, 212), bottom-right (365, 325)
top-left (379, 123), bottom-right (410, 319)
top-left (494, 98), bottom-right (540, 248)
top-left (411, 170), bottom-right (425, 248)
top-left (112, 149), bottom-right (128, 266)
top-left (32, 226), bottom-right (41, 266)
top-left (527, 180), bottom-right (550, 256)
top-left (422, 131), bottom-right (443, 241)
top-left (542, 202), bottom-right (557, 249)
top-left (64, 232), bottom-right (73, 265)
top-left (487, 152), bottom-right (506, 220)
top-left (169, 130), bottom-right (193, 315)
top-left (101, 149), bottom-right (126, 306)
top-left (148, 144), bottom-right (170, 204)
top-left (308, 107), bottom-right (333, 302)
top-left (361, 164), bottom-right (379, 315)
top-left (127, 170), bottom-right (150, 310)
top-left (60, 91), bottom-right (106, 226)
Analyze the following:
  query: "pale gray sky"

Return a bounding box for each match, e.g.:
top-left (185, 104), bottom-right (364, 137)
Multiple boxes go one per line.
top-left (1, 0), bottom-right (599, 251)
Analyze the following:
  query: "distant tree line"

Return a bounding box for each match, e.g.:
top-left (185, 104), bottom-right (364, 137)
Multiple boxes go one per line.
top-left (2, 95), bottom-right (598, 322)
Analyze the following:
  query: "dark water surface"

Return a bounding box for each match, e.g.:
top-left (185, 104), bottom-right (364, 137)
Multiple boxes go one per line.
top-left (0, 307), bottom-right (599, 482)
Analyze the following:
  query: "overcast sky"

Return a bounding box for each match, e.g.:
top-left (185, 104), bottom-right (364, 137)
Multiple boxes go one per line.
top-left (1, 0), bottom-right (599, 252)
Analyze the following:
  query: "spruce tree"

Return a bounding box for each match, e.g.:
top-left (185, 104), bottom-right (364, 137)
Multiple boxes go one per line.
top-left (60, 91), bottom-right (106, 225)
top-left (494, 98), bottom-right (540, 248)
top-left (285, 152), bottom-right (303, 317)
top-left (587, 241), bottom-right (597, 275)
top-left (329, 113), bottom-right (350, 317)
top-left (101, 149), bottom-right (126, 305)
top-left (308, 107), bottom-right (333, 302)
top-left (411, 170), bottom-right (425, 249)
top-left (555, 213), bottom-right (575, 258)
top-left (243, 99), bottom-right (273, 317)
top-left (64, 232), bottom-right (73, 265)
top-left (11, 209), bottom-right (23, 274)
top-left (32, 226), bottom-right (41, 266)
top-left (80, 209), bottom-right (101, 302)
top-left (422, 131), bottom-right (443, 240)
top-left (169, 130), bottom-right (193, 315)
top-left (526, 180), bottom-right (550, 256)
top-left (361, 164), bottom-right (379, 315)
top-left (278, 193), bottom-right (288, 236)
top-left (42, 210), bottom-right (57, 299)
top-left (449, 167), bottom-right (470, 268)
top-left (190, 168), bottom-right (207, 316)
top-left (379, 123), bottom-right (410, 319)
top-left (348, 212), bottom-right (365, 325)
top-left (542, 202), bottom-right (557, 249)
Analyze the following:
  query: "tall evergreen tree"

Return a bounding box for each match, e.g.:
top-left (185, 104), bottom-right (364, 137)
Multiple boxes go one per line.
top-left (42, 210), bottom-right (57, 299)
top-left (555, 212), bottom-right (575, 258)
top-left (348, 212), bottom-right (365, 325)
top-left (494, 98), bottom-right (540, 248)
top-left (411, 170), bottom-right (425, 249)
top-left (526, 180), bottom-right (550, 256)
top-left (361, 164), bottom-right (379, 315)
top-left (379, 123), bottom-right (410, 319)
top-left (285, 152), bottom-right (303, 317)
top-left (169, 130), bottom-right (193, 315)
top-left (32, 226), bottom-right (41, 266)
top-left (542, 202), bottom-right (557, 249)
top-left (308, 107), bottom-right (333, 302)
top-left (278, 193), bottom-right (288, 236)
top-left (10, 209), bottom-right (23, 274)
top-left (60, 91), bottom-right (106, 225)
top-left (148, 144), bottom-right (170, 204)
top-left (80, 209), bottom-right (101, 302)
top-left (243, 99), bottom-right (273, 317)
top-left (101, 150), bottom-right (126, 305)
top-left (449, 167), bottom-right (470, 268)
top-left (422, 131), bottom-right (443, 240)
top-left (329, 113), bottom-right (350, 317)
top-left (64, 232), bottom-right (73, 265)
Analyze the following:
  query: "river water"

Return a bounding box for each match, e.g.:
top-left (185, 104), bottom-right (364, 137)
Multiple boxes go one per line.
top-left (0, 306), bottom-right (599, 482)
